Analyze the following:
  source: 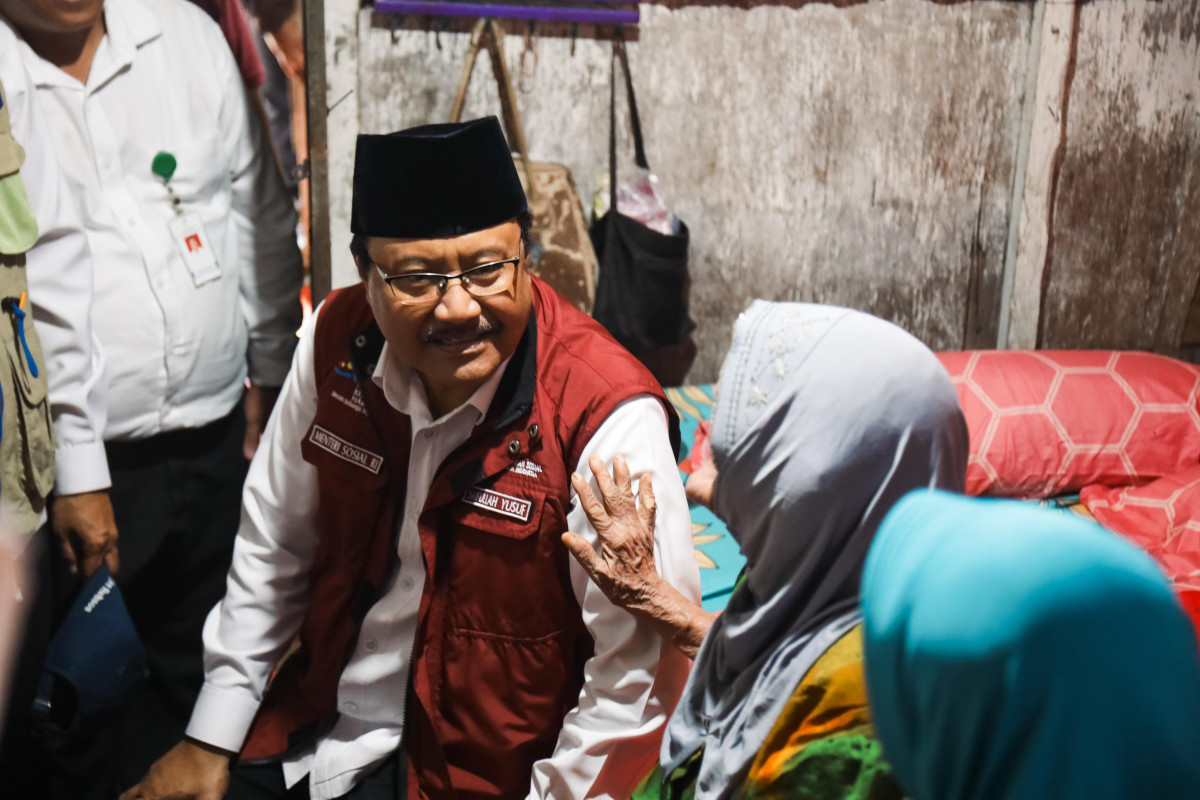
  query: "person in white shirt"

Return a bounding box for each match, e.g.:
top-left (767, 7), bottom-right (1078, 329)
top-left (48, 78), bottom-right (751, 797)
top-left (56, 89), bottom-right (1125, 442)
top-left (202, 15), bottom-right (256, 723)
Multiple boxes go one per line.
top-left (0, 0), bottom-right (303, 795)
top-left (122, 118), bottom-right (700, 800)
top-left (0, 19), bottom-right (114, 796)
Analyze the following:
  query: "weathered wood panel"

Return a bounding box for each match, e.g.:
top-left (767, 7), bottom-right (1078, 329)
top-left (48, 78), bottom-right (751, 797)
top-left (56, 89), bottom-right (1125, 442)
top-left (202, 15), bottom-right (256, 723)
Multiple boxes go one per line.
top-left (347, 0), bottom-right (1031, 381)
top-left (1040, 0), bottom-right (1200, 352)
top-left (1003, 0), bottom-right (1076, 350)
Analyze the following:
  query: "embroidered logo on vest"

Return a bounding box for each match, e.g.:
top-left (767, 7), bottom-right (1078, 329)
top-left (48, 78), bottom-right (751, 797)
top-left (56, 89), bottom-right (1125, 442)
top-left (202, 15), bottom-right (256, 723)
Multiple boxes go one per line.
top-left (309, 425), bottom-right (383, 474)
top-left (462, 487), bottom-right (534, 522)
top-left (331, 384), bottom-right (367, 416)
top-left (511, 459), bottom-right (543, 479)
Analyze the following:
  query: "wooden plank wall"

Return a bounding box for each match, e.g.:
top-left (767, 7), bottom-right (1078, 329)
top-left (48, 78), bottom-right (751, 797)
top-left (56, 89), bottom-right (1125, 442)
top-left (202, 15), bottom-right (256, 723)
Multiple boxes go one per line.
top-left (311, 0), bottom-right (1200, 382)
top-left (1039, 1), bottom-right (1200, 352)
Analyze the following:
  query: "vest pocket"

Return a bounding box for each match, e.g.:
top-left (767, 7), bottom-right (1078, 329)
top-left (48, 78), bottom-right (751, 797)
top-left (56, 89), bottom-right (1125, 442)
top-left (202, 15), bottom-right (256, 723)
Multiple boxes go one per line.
top-left (0, 264), bottom-right (55, 534)
top-left (443, 487), bottom-right (580, 641)
top-left (438, 628), bottom-right (574, 763)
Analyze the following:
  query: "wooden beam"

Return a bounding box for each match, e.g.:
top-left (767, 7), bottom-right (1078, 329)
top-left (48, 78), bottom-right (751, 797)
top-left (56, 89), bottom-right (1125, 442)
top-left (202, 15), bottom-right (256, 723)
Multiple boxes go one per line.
top-left (304, 0), bottom-right (331, 306)
top-left (1002, 0), bottom-right (1078, 350)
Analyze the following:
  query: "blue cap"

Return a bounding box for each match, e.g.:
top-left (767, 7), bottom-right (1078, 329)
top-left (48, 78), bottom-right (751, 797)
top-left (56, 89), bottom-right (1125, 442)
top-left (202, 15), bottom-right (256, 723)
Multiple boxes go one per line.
top-left (32, 565), bottom-right (148, 731)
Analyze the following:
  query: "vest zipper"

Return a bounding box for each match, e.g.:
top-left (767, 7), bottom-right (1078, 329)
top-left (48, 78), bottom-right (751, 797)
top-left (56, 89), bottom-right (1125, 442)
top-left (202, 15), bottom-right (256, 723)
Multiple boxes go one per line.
top-left (398, 633), bottom-right (417, 787)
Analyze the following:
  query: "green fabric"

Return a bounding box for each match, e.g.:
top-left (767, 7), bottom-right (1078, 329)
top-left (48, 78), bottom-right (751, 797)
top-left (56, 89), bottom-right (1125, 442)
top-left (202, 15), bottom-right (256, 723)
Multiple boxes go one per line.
top-left (634, 731), bottom-right (905, 800)
top-left (632, 750), bottom-right (702, 800)
top-left (638, 738), bottom-right (907, 800)
top-left (740, 735), bottom-right (907, 800)
top-left (0, 171), bottom-right (38, 255)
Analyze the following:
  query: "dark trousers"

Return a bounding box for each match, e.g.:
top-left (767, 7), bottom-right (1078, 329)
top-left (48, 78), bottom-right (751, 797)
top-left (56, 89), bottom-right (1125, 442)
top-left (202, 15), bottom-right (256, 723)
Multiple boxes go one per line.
top-left (226, 750), bottom-right (406, 800)
top-left (2, 403), bottom-right (248, 799)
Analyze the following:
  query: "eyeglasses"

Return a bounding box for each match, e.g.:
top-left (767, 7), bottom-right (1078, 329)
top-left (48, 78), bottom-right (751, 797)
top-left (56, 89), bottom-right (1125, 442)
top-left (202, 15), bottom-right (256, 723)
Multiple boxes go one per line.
top-left (371, 245), bottom-right (522, 306)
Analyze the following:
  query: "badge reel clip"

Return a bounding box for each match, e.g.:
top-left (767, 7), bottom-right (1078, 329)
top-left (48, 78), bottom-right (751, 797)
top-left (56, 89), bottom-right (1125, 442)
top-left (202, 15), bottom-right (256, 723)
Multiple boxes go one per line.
top-left (154, 150), bottom-right (220, 287)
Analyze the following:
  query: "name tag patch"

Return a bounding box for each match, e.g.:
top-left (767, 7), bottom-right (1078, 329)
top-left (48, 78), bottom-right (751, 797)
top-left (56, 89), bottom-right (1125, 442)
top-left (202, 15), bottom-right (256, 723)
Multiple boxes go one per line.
top-left (461, 487), bottom-right (534, 523)
top-left (309, 425), bottom-right (383, 474)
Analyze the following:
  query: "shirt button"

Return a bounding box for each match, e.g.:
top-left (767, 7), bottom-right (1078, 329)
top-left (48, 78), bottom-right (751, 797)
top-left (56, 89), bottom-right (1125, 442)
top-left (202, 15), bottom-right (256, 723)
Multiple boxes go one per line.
top-left (363, 638), bottom-right (378, 652)
top-left (400, 576), bottom-right (416, 592)
top-left (342, 701), bottom-right (357, 713)
top-left (127, 218), bottom-right (136, 226)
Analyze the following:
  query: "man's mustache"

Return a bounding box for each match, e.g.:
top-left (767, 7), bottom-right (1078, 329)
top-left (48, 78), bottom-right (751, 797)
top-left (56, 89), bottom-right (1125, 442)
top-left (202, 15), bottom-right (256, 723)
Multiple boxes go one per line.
top-left (423, 321), bottom-right (497, 345)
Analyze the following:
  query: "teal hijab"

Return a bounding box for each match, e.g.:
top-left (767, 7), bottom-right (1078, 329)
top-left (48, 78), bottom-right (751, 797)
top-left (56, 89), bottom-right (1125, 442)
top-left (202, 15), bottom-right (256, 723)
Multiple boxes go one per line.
top-left (862, 491), bottom-right (1200, 800)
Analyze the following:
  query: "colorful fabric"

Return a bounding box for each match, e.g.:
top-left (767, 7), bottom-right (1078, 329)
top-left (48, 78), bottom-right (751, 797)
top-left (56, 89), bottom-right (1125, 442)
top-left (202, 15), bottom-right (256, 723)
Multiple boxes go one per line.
top-left (666, 384), bottom-right (744, 612)
top-left (634, 625), bottom-right (905, 800)
top-left (664, 302), bottom-right (968, 799)
top-left (863, 490), bottom-right (1200, 800)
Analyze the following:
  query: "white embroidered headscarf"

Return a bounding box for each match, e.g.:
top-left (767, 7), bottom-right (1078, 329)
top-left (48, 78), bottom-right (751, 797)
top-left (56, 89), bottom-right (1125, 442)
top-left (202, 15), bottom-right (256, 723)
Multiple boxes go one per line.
top-left (661, 301), bottom-right (968, 798)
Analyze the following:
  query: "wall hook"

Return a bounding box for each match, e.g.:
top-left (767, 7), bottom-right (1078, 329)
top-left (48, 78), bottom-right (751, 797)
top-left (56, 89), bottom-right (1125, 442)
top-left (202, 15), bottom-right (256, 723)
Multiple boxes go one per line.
top-left (519, 20), bottom-right (538, 92)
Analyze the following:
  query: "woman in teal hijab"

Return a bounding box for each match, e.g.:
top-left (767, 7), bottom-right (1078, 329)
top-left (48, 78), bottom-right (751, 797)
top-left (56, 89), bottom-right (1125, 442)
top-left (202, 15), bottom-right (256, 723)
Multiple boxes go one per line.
top-left (862, 491), bottom-right (1200, 800)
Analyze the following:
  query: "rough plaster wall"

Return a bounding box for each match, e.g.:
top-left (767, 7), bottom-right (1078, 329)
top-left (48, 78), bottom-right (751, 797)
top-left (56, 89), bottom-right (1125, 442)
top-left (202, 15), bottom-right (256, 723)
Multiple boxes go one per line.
top-left (1041, 0), bottom-right (1200, 351)
top-left (351, 0), bottom-right (1031, 382)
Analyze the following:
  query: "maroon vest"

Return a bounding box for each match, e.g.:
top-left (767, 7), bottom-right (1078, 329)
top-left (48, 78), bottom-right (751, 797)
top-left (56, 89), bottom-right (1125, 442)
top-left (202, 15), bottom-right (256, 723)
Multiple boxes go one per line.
top-left (240, 279), bottom-right (678, 800)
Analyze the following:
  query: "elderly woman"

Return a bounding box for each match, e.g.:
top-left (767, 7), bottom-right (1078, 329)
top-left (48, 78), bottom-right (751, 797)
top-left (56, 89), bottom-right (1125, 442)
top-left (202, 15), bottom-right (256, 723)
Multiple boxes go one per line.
top-left (564, 300), bottom-right (968, 799)
top-left (862, 491), bottom-right (1200, 800)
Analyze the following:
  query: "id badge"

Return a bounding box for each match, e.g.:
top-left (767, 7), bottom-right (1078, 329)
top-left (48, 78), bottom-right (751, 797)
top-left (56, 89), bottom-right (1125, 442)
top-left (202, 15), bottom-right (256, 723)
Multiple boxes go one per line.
top-left (167, 213), bottom-right (220, 287)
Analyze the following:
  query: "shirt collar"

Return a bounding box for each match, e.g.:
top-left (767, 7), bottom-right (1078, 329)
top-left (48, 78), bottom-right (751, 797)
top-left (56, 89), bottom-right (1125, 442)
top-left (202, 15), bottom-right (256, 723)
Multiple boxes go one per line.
top-left (9, 0), bottom-right (161, 91)
top-left (373, 344), bottom-right (512, 431)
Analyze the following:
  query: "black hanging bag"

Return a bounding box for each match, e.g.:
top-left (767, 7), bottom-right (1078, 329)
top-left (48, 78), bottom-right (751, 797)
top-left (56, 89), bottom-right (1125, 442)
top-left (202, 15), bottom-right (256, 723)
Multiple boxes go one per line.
top-left (590, 39), bottom-right (696, 387)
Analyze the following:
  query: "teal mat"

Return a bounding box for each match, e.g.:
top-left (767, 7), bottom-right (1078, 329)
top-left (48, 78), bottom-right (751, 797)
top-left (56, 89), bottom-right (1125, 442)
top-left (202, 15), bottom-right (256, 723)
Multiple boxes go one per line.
top-left (666, 385), bottom-right (746, 613)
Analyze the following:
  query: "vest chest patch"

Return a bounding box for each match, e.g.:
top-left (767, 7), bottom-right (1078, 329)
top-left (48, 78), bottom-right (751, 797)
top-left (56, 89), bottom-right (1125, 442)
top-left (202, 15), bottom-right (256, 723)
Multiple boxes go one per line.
top-left (511, 459), bottom-right (543, 479)
top-left (330, 383), bottom-right (367, 416)
top-left (461, 487), bottom-right (534, 522)
top-left (309, 425), bottom-right (384, 474)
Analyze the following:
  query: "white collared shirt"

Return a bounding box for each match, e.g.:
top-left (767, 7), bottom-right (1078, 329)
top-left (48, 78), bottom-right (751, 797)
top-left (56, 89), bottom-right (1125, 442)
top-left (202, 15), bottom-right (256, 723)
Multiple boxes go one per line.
top-left (189, 303), bottom-right (701, 799)
top-left (0, 22), bottom-right (110, 505)
top-left (8, 0), bottom-right (302, 440)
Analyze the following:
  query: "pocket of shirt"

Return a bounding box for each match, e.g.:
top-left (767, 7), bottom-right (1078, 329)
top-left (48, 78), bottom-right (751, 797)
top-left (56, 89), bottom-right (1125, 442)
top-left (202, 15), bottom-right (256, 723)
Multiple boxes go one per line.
top-left (159, 137), bottom-right (229, 217)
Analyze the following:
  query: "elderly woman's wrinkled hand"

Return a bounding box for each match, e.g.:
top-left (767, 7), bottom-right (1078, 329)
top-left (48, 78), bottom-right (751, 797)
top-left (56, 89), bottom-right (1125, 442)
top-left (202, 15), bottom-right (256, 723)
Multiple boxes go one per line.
top-left (562, 454), bottom-right (663, 614)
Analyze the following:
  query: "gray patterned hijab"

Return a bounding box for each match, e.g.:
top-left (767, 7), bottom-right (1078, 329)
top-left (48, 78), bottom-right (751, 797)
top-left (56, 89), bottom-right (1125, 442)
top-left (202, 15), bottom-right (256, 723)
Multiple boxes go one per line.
top-left (661, 301), bottom-right (968, 798)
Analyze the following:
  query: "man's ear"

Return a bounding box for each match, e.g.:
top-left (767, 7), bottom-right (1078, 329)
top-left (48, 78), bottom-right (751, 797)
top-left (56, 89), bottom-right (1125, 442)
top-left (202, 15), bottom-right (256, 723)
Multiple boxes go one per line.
top-left (350, 247), bottom-right (370, 286)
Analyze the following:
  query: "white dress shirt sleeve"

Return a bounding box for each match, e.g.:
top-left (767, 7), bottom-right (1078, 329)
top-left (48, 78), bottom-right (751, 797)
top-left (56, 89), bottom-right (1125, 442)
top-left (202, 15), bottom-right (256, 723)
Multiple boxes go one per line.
top-left (526, 395), bottom-right (701, 800)
top-left (3, 41), bottom-right (110, 496)
top-left (216, 28), bottom-right (303, 389)
top-left (186, 303), bottom-right (322, 752)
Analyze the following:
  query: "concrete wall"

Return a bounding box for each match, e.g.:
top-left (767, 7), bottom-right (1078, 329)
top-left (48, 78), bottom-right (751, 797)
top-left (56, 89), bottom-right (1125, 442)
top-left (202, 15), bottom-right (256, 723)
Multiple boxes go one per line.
top-left (315, 0), bottom-right (1200, 382)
